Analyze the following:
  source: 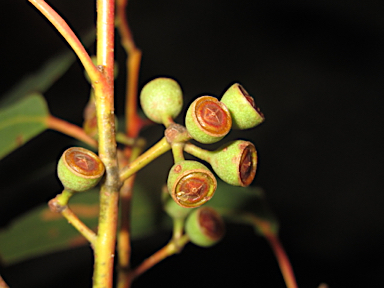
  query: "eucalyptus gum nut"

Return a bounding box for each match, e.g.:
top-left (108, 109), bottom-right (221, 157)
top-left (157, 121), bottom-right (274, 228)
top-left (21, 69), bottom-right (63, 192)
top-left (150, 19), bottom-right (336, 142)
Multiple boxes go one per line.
top-left (140, 77), bottom-right (183, 124)
top-left (185, 96), bottom-right (232, 144)
top-left (209, 140), bottom-right (257, 187)
top-left (167, 160), bottom-right (217, 208)
top-left (185, 207), bottom-right (225, 247)
top-left (57, 147), bottom-right (105, 192)
top-left (220, 83), bottom-right (264, 129)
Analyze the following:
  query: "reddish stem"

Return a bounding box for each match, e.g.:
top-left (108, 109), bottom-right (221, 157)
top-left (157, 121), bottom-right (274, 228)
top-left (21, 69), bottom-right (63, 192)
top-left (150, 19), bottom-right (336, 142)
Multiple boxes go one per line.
top-left (116, 0), bottom-right (143, 138)
top-left (28, 0), bottom-right (100, 83)
top-left (264, 232), bottom-right (298, 288)
top-left (46, 115), bottom-right (97, 148)
top-left (0, 275), bottom-right (9, 288)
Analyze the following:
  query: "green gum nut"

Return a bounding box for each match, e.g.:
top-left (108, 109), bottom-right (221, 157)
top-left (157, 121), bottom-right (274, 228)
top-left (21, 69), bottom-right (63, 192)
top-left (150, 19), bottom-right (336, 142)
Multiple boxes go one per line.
top-left (185, 96), bottom-right (232, 144)
top-left (57, 147), bottom-right (105, 192)
top-left (167, 160), bottom-right (217, 208)
top-left (185, 206), bottom-right (225, 247)
top-left (140, 77), bottom-right (183, 124)
top-left (209, 140), bottom-right (257, 187)
top-left (220, 83), bottom-right (264, 129)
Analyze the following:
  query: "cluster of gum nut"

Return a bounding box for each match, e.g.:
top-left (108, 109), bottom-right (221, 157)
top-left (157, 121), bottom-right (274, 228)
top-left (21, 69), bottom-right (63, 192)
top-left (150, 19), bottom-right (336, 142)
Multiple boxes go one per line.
top-left (56, 77), bottom-right (264, 247)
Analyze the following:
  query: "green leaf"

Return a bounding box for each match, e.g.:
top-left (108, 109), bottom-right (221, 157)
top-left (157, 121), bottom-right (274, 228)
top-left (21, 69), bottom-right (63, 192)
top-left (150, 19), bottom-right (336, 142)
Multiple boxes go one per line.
top-left (0, 94), bottom-right (49, 160)
top-left (0, 182), bottom-right (157, 264)
top-left (0, 173), bottom-right (276, 264)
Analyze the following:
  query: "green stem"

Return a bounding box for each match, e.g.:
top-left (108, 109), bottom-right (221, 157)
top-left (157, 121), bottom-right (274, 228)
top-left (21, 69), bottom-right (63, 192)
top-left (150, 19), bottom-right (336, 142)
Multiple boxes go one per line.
top-left (119, 137), bottom-right (171, 181)
top-left (92, 0), bottom-right (120, 287)
top-left (61, 206), bottom-right (97, 245)
top-left (48, 190), bottom-right (97, 245)
top-left (116, 132), bottom-right (136, 146)
top-left (55, 189), bottom-right (74, 206)
top-left (171, 143), bottom-right (185, 163)
top-left (162, 114), bottom-right (175, 128)
top-left (172, 217), bottom-right (185, 241)
top-left (184, 143), bottom-right (212, 162)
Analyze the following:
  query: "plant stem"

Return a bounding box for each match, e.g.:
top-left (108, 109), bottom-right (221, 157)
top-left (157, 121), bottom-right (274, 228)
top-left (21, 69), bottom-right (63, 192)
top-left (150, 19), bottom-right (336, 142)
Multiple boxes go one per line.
top-left (61, 207), bottom-right (97, 245)
top-left (115, 133), bottom-right (136, 146)
top-left (92, 0), bottom-right (120, 287)
top-left (130, 235), bottom-right (190, 280)
top-left (172, 217), bottom-right (185, 241)
top-left (264, 232), bottom-right (298, 288)
top-left (184, 143), bottom-right (212, 162)
top-left (239, 212), bottom-right (298, 288)
top-left (116, 142), bottom-right (144, 288)
top-left (46, 115), bottom-right (98, 148)
top-left (119, 137), bottom-right (171, 181)
top-left (48, 191), bottom-right (97, 245)
top-left (28, 0), bottom-right (101, 83)
top-left (0, 275), bottom-right (9, 288)
top-left (171, 143), bottom-right (185, 163)
top-left (116, 0), bottom-right (143, 138)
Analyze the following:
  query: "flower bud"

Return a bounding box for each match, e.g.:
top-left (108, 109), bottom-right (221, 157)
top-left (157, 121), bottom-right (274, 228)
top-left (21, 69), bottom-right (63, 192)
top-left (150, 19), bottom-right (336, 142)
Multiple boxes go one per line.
top-left (185, 96), bottom-right (232, 144)
top-left (167, 160), bottom-right (217, 208)
top-left (220, 83), bottom-right (264, 129)
top-left (210, 140), bottom-right (257, 187)
top-left (57, 147), bottom-right (105, 192)
top-left (140, 77), bottom-right (183, 124)
top-left (185, 206), bottom-right (225, 247)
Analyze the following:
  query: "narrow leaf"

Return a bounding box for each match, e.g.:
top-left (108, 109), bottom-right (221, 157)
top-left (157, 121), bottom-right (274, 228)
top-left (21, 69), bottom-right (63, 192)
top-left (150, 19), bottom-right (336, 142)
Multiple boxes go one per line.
top-left (0, 94), bottom-right (49, 160)
top-left (0, 183), bottom-right (157, 264)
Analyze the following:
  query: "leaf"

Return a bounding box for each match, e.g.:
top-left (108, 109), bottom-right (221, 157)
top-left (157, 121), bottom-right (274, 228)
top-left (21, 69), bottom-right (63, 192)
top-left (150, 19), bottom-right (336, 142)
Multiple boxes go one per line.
top-left (0, 30), bottom-right (95, 107)
top-left (0, 182), bottom-right (157, 264)
top-left (0, 94), bottom-right (49, 160)
top-left (0, 173), bottom-right (277, 264)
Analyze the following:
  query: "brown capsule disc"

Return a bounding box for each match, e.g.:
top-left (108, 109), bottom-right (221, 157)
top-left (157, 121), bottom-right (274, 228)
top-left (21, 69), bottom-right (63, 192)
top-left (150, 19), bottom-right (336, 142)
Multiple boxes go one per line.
top-left (194, 97), bottom-right (231, 136)
top-left (239, 143), bottom-right (257, 186)
top-left (174, 170), bottom-right (216, 207)
top-left (64, 147), bottom-right (104, 178)
top-left (198, 207), bottom-right (225, 241)
top-left (238, 84), bottom-right (264, 119)
top-left (176, 173), bottom-right (210, 205)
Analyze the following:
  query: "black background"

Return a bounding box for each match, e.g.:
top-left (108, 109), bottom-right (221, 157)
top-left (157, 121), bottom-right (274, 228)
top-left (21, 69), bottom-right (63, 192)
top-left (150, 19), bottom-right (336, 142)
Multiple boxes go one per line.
top-left (0, 0), bottom-right (383, 287)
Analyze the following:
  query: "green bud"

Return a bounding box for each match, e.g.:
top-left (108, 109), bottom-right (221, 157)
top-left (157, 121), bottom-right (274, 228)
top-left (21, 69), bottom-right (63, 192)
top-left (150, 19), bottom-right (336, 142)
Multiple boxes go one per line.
top-left (220, 83), bottom-right (264, 129)
top-left (57, 147), bottom-right (105, 192)
top-left (185, 206), bottom-right (225, 247)
top-left (167, 160), bottom-right (217, 208)
top-left (140, 77), bottom-right (183, 124)
top-left (185, 96), bottom-right (232, 144)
